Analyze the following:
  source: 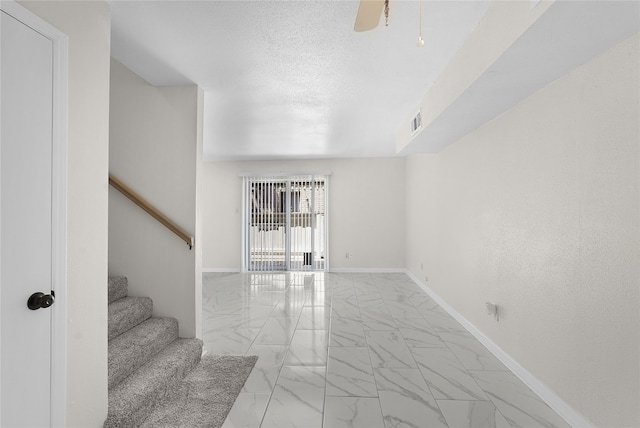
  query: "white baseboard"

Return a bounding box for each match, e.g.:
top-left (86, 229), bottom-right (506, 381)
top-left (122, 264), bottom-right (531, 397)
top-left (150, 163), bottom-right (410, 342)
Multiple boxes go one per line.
top-left (329, 267), bottom-right (406, 273)
top-left (202, 268), bottom-right (241, 273)
top-left (404, 270), bottom-right (594, 428)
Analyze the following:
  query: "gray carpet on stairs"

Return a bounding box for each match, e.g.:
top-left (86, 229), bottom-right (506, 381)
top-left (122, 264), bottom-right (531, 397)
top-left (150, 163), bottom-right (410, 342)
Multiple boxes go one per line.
top-left (108, 276), bottom-right (129, 303)
top-left (108, 317), bottom-right (179, 389)
top-left (140, 355), bottom-right (258, 428)
top-left (108, 296), bottom-right (153, 340)
top-left (105, 338), bottom-right (204, 428)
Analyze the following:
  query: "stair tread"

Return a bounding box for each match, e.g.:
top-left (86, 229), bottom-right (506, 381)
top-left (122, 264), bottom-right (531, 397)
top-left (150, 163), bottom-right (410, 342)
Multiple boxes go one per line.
top-left (108, 296), bottom-right (153, 340)
top-left (108, 276), bottom-right (128, 304)
top-left (105, 338), bottom-right (203, 428)
top-left (140, 354), bottom-right (258, 428)
top-left (108, 317), bottom-right (178, 389)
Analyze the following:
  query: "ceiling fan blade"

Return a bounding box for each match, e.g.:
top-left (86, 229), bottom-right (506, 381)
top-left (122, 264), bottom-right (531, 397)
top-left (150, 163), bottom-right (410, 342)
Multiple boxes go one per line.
top-left (354, 0), bottom-right (385, 32)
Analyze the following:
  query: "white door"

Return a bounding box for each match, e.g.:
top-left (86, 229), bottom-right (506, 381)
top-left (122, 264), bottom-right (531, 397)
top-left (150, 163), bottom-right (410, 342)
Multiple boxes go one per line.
top-left (1, 9), bottom-right (55, 427)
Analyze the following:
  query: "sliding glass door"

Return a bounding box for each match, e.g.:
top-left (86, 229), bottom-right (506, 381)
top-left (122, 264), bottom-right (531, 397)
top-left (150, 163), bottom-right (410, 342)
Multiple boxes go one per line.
top-left (243, 174), bottom-right (327, 271)
top-left (248, 180), bottom-right (288, 270)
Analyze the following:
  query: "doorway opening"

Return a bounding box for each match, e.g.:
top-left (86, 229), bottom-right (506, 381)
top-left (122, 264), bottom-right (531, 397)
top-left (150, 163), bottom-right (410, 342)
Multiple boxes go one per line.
top-left (242, 174), bottom-right (328, 271)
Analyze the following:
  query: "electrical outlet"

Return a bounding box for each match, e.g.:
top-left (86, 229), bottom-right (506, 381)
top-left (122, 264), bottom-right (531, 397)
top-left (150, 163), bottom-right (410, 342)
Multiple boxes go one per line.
top-left (420, 263), bottom-right (424, 271)
top-left (345, 252), bottom-right (349, 259)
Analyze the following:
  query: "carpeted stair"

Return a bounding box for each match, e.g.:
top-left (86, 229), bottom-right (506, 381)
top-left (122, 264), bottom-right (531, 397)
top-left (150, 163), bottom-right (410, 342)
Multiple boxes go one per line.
top-left (105, 276), bottom-right (258, 428)
top-left (105, 276), bottom-right (203, 428)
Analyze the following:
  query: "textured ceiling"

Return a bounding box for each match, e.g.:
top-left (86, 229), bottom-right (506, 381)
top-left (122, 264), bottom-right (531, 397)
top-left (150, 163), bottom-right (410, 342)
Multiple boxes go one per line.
top-left (109, 0), bottom-right (491, 160)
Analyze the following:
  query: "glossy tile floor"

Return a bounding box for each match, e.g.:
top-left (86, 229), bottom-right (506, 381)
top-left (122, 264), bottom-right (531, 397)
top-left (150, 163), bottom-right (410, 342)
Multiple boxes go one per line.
top-left (202, 272), bottom-right (569, 428)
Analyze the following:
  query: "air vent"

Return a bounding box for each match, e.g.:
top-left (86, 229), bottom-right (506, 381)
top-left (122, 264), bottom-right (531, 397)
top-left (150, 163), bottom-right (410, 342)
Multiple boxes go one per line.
top-left (410, 110), bottom-right (422, 135)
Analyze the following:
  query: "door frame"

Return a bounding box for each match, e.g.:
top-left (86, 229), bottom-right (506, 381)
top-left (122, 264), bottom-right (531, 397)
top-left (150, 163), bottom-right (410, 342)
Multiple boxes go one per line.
top-left (0, 1), bottom-right (68, 426)
top-left (240, 172), bottom-right (330, 272)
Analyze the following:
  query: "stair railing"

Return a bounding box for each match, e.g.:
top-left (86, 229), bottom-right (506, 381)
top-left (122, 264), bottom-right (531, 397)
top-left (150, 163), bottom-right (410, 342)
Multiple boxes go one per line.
top-left (109, 174), bottom-right (194, 250)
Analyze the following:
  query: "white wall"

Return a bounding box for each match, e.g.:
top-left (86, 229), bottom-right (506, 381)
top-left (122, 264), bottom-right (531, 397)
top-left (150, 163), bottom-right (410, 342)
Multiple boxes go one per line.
top-left (405, 34), bottom-right (639, 427)
top-left (202, 157), bottom-right (405, 271)
top-left (397, 0), bottom-right (553, 152)
top-left (18, 1), bottom-right (111, 426)
top-left (109, 59), bottom-right (199, 338)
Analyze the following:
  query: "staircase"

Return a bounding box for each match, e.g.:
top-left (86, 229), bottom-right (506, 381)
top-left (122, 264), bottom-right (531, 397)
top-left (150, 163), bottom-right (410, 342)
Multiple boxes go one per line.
top-left (105, 276), bottom-right (203, 427)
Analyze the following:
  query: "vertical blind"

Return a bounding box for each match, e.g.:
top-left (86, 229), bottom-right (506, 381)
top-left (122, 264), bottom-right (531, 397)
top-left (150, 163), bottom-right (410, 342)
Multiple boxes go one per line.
top-left (242, 174), bottom-right (328, 271)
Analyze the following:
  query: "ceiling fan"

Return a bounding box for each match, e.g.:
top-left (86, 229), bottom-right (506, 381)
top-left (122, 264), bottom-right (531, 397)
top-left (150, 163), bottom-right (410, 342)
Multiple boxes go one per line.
top-left (354, 0), bottom-right (425, 47)
top-left (354, 0), bottom-right (388, 32)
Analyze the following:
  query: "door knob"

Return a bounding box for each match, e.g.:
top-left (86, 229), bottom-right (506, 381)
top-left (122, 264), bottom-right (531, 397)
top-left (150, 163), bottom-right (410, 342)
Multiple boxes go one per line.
top-left (27, 291), bottom-right (55, 310)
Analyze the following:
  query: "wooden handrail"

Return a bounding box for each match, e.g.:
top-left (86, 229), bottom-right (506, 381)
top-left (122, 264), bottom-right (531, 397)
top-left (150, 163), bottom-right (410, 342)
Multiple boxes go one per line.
top-left (109, 175), bottom-right (194, 250)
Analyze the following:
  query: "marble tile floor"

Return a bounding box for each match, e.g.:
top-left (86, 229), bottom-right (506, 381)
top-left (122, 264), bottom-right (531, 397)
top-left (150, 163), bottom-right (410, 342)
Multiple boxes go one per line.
top-left (202, 272), bottom-right (569, 428)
